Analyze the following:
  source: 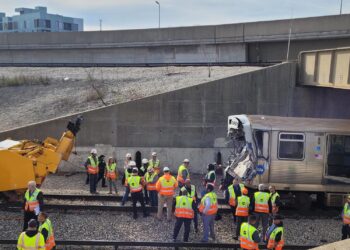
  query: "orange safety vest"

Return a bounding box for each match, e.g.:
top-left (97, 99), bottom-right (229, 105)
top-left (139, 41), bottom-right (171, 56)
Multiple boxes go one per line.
top-left (128, 175), bottom-right (142, 193)
top-left (254, 191), bottom-right (270, 214)
top-left (106, 163), bottom-right (117, 180)
top-left (177, 164), bottom-right (190, 184)
top-left (145, 172), bottom-right (157, 191)
top-left (198, 192), bottom-right (218, 215)
top-left (240, 222), bottom-right (259, 250)
top-left (343, 203), bottom-right (350, 225)
top-left (156, 174), bottom-right (177, 196)
top-left (24, 188), bottom-right (41, 212)
top-left (228, 184), bottom-right (236, 207)
top-left (87, 155), bottom-right (99, 174)
top-left (236, 195), bottom-right (250, 217)
top-left (174, 196), bottom-right (194, 219)
top-left (267, 226), bottom-right (284, 250)
top-left (39, 219), bottom-right (56, 250)
top-left (148, 159), bottom-right (160, 174)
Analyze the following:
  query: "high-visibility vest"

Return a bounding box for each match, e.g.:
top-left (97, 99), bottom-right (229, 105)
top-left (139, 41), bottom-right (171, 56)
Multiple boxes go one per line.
top-left (106, 163), bottom-right (117, 180)
top-left (87, 155), bottom-right (99, 174)
top-left (148, 159), bottom-right (160, 173)
top-left (254, 191), bottom-right (270, 213)
top-left (39, 219), bottom-right (56, 250)
top-left (128, 175), bottom-right (142, 193)
top-left (174, 196), bottom-right (194, 219)
top-left (177, 164), bottom-right (190, 184)
top-left (205, 170), bottom-right (216, 186)
top-left (228, 184), bottom-right (237, 206)
top-left (24, 188), bottom-right (41, 212)
top-left (124, 169), bottom-right (132, 186)
top-left (17, 232), bottom-right (45, 250)
top-left (240, 222), bottom-right (259, 250)
top-left (267, 226), bottom-right (284, 250)
top-left (186, 185), bottom-right (196, 201)
top-left (270, 192), bottom-right (280, 213)
top-left (343, 203), bottom-right (350, 225)
top-left (145, 172), bottom-right (158, 191)
top-left (157, 175), bottom-right (177, 196)
top-left (236, 195), bottom-right (250, 217)
top-left (198, 192), bottom-right (218, 215)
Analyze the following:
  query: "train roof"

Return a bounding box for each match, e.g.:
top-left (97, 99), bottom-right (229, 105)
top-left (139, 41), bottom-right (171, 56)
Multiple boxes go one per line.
top-left (246, 115), bottom-right (350, 133)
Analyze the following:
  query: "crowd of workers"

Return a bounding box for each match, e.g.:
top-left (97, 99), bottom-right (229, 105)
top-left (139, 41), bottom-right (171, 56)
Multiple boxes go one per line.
top-left (17, 149), bottom-right (350, 249)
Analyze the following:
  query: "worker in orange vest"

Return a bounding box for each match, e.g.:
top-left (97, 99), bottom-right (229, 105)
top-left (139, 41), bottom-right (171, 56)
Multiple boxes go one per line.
top-left (156, 166), bottom-right (178, 221)
top-left (240, 215), bottom-right (261, 250)
top-left (234, 188), bottom-right (250, 240)
top-left (342, 194), bottom-right (350, 239)
top-left (84, 148), bottom-right (99, 194)
top-left (145, 167), bottom-right (159, 206)
top-left (252, 184), bottom-right (271, 241)
top-left (23, 181), bottom-right (44, 231)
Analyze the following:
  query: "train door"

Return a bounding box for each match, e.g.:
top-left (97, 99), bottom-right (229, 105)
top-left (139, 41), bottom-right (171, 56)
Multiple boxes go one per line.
top-left (254, 130), bottom-right (270, 182)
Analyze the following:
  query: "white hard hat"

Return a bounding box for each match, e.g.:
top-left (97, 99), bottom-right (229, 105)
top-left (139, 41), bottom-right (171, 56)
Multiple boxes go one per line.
top-left (163, 166), bottom-right (170, 172)
top-left (126, 153), bottom-right (132, 158)
top-left (90, 148), bottom-right (97, 154)
top-left (128, 161), bottom-right (136, 167)
top-left (142, 158), bottom-right (149, 164)
top-left (152, 152), bottom-right (157, 156)
top-left (183, 159), bottom-right (190, 163)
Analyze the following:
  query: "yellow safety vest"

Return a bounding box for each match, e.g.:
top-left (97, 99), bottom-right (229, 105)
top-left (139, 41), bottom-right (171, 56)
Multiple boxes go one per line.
top-left (267, 226), bottom-right (284, 250)
top-left (39, 218), bottom-right (56, 250)
top-left (198, 192), bottom-right (218, 215)
top-left (175, 196), bottom-right (194, 219)
top-left (24, 188), bottom-right (41, 212)
top-left (128, 175), bottom-right (142, 193)
top-left (228, 184), bottom-right (236, 206)
top-left (186, 185), bottom-right (196, 201)
top-left (343, 203), bottom-right (350, 224)
top-left (17, 232), bottom-right (45, 250)
top-left (236, 195), bottom-right (250, 217)
top-left (254, 191), bottom-right (270, 213)
top-left (145, 172), bottom-right (157, 190)
top-left (87, 155), bottom-right (99, 174)
top-left (240, 222), bottom-right (259, 250)
top-left (177, 164), bottom-right (190, 183)
top-left (106, 163), bottom-right (117, 180)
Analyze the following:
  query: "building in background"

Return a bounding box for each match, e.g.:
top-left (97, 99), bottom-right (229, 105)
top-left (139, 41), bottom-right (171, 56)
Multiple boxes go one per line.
top-left (0, 6), bottom-right (83, 32)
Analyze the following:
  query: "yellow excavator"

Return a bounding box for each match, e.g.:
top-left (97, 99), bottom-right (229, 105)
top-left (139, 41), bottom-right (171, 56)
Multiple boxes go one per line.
top-left (0, 116), bottom-right (82, 199)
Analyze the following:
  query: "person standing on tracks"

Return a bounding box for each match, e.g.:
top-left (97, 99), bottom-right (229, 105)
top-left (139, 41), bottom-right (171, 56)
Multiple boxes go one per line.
top-left (38, 212), bottom-right (56, 250)
top-left (17, 219), bottom-right (45, 250)
top-left (202, 164), bottom-right (216, 197)
top-left (342, 194), bottom-right (350, 239)
top-left (177, 159), bottom-right (190, 188)
top-left (105, 157), bottom-right (118, 195)
top-left (240, 215), bottom-right (261, 250)
top-left (173, 188), bottom-right (195, 242)
top-left (85, 148), bottom-right (99, 194)
top-left (144, 167), bottom-right (158, 206)
top-left (97, 155), bottom-right (107, 188)
top-left (140, 158), bottom-right (149, 204)
top-left (251, 184), bottom-right (271, 242)
top-left (269, 186), bottom-right (281, 215)
top-left (149, 152), bottom-right (160, 175)
top-left (198, 183), bottom-right (218, 243)
top-left (234, 188), bottom-right (250, 240)
top-left (180, 179), bottom-right (199, 233)
top-left (127, 167), bottom-right (148, 219)
top-left (156, 166), bottom-right (178, 221)
top-left (266, 214), bottom-right (284, 250)
top-left (227, 178), bottom-right (244, 223)
top-left (121, 161), bottom-right (134, 206)
top-left (23, 181), bottom-right (44, 231)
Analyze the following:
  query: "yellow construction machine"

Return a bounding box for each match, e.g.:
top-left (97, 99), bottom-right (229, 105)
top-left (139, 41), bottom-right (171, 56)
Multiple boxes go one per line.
top-left (0, 116), bottom-right (82, 198)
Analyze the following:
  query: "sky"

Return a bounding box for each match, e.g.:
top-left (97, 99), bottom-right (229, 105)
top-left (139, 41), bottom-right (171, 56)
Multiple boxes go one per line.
top-left (0, 0), bottom-right (348, 31)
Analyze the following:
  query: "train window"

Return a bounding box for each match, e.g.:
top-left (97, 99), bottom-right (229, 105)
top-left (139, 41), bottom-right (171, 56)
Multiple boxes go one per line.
top-left (278, 132), bottom-right (305, 160)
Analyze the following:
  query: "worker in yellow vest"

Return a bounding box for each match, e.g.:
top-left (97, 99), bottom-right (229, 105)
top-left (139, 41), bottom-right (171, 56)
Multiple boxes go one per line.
top-left (127, 167), bottom-right (148, 219)
top-left (252, 184), bottom-right (271, 241)
top-left (240, 215), bottom-right (261, 250)
top-left (121, 161), bottom-right (134, 206)
top-left (144, 167), bottom-right (159, 206)
top-left (235, 188), bottom-right (250, 240)
top-left (23, 180), bottom-right (44, 231)
top-left (180, 179), bottom-right (199, 233)
top-left (173, 188), bottom-right (195, 242)
top-left (105, 157), bottom-right (118, 195)
top-left (269, 186), bottom-right (281, 215)
top-left (198, 184), bottom-right (218, 242)
top-left (177, 159), bottom-right (190, 188)
top-left (342, 194), bottom-right (350, 239)
top-left (227, 178), bottom-right (245, 223)
top-left (17, 219), bottom-right (45, 250)
top-left (266, 214), bottom-right (284, 250)
top-left (38, 212), bottom-right (56, 250)
top-left (149, 152), bottom-right (160, 175)
top-left (156, 166), bottom-right (178, 221)
top-left (84, 148), bottom-right (99, 194)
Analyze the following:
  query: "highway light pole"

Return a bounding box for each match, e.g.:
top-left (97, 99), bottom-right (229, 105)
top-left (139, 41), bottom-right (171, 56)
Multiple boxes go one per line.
top-left (155, 1), bottom-right (160, 28)
top-left (340, 0), bottom-right (343, 15)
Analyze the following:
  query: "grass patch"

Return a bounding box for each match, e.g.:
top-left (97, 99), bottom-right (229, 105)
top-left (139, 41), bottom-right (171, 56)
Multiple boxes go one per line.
top-left (0, 75), bottom-right (50, 87)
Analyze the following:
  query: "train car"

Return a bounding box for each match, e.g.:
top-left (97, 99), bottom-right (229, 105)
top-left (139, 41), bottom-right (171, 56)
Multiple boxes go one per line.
top-left (226, 114), bottom-right (350, 208)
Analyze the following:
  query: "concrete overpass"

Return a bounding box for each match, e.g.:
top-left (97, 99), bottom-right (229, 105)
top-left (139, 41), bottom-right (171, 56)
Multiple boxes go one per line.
top-left (0, 14), bottom-right (350, 65)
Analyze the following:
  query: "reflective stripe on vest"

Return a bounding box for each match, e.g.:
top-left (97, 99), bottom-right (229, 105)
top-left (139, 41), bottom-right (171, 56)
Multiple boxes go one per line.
top-left (177, 164), bottom-right (189, 184)
top-left (145, 172), bottom-right (157, 191)
top-left (106, 163), bottom-right (117, 180)
top-left (270, 192), bottom-right (280, 213)
top-left (343, 203), bottom-right (350, 224)
top-left (198, 192), bottom-right (218, 215)
top-left (236, 195), bottom-right (250, 217)
top-left (148, 159), bottom-right (160, 174)
top-left (267, 226), bottom-right (284, 250)
top-left (240, 222), bottom-right (259, 250)
top-left (17, 232), bottom-right (45, 250)
top-left (124, 169), bottom-right (132, 186)
top-left (174, 196), bottom-right (194, 219)
top-left (159, 175), bottom-right (176, 196)
top-left (39, 219), bottom-right (56, 250)
top-left (205, 170), bottom-right (216, 186)
top-left (87, 156), bottom-right (99, 174)
top-left (254, 191), bottom-right (270, 213)
top-left (25, 188), bottom-right (41, 212)
top-left (128, 176), bottom-right (142, 193)
top-left (228, 184), bottom-right (236, 206)
top-left (187, 185), bottom-right (196, 201)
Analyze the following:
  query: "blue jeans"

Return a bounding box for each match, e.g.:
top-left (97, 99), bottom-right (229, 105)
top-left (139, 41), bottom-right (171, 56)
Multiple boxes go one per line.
top-left (121, 186), bottom-right (130, 205)
top-left (202, 214), bottom-right (215, 242)
top-left (149, 190), bottom-right (158, 206)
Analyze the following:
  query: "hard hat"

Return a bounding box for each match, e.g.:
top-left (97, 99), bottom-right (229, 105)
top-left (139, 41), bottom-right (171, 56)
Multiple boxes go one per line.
top-left (152, 152), bottom-right (157, 156)
top-left (128, 161), bottom-right (136, 167)
top-left (91, 148), bottom-right (97, 154)
top-left (126, 153), bottom-right (132, 158)
top-left (142, 158), bottom-right (149, 164)
top-left (163, 166), bottom-right (170, 172)
top-left (183, 159), bottom-right (190, 163)
top-left (242, 188), bottom-right (248, 195)
top-left (132, 167), bottom-right (138, 173)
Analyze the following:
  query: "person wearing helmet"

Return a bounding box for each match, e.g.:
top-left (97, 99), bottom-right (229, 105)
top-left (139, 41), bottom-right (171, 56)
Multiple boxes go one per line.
top-left (177, 159), bottom-right (190, 188)
top-left (144, 167), bottom-right (159, 206)
top-left (84, 149), bottom-right (99, 194)
top-left (234, 188), bottom-right (250, 240)
top-left (121, 161), bottom-right (135, 205)
top-left (124, 153), bottom-right (132, 170)
top-left (149, 152), bottom-right (160, 175)
top-left (140, 158), bottom-right (149, 204)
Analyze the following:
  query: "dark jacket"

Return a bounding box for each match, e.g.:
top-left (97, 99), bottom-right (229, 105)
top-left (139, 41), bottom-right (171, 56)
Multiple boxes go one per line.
top-left (24, 230), bottom-right (39, 238)
top-left (40, 227), bottom-right (49, 242)
top-left (98, 157), bottom-right (106, 176)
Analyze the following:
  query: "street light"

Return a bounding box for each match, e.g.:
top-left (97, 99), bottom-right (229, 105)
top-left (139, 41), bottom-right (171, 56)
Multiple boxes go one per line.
top-left (155, 1), bottom-right (160, 28)
top-left (340, 0), bottom-right (343, 15)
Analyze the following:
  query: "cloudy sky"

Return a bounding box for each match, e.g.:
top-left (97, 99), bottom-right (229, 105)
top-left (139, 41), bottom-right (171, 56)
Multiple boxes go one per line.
top-left (0, 0), bottom-right (347, 31)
